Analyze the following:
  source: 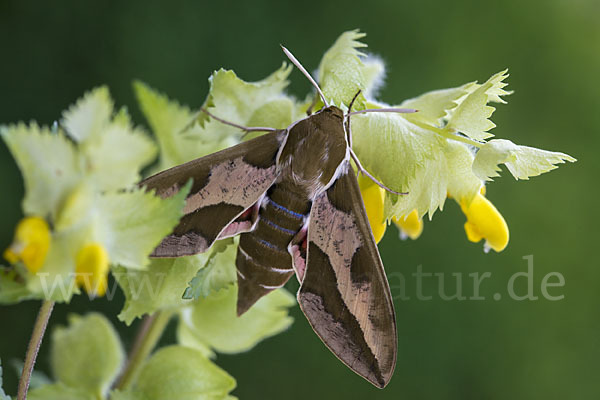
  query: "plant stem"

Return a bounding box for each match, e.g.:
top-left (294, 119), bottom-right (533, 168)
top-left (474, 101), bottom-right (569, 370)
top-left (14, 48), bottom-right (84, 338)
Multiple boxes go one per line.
top-left (17, 300), bottom-right (55, 400)
top-left (115, 310), bottom-right (173, 390)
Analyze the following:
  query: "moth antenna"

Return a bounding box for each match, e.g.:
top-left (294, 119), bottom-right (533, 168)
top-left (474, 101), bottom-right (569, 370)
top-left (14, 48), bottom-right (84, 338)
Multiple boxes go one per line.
top-left (281, 45), bottom-right (329, 108)
top-left (348, 107), bottom-right (418, 116)
top-left (200, 108), bottom-right (278, 133)
top-left (350, 149), bottom-right (408, 196)
top-left (344, 90), bottom-right (362, 148)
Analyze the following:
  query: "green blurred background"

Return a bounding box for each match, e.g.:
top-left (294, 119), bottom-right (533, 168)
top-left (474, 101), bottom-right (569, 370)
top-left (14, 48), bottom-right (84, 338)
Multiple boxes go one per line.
top-left (0, 0), bottom-right (597, 398)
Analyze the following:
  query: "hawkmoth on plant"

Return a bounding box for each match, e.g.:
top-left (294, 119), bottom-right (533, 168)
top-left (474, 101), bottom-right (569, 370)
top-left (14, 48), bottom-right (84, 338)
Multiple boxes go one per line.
top-left (141, 46), bottom-right (416, 388)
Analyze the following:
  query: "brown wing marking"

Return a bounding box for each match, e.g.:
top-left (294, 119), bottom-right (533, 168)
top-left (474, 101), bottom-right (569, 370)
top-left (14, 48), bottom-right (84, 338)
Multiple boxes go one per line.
top-left (141, 131), bottom-right (284, 257)
top-left (298, 165), bottom-right (397, 388)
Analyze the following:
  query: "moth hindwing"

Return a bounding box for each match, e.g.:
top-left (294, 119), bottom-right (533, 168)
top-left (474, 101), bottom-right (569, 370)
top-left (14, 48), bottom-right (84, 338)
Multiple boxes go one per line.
top-left (141, 106), bottom-right (397, 388)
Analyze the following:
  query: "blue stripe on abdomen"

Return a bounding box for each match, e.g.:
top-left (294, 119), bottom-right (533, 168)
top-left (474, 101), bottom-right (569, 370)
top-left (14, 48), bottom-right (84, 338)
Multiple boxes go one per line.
top-left (257, 238), bottom-right (279, 250)
top-left (262, 217), bottom-right (297, 235)
top-left (268, 198), bottom-right (306, 219)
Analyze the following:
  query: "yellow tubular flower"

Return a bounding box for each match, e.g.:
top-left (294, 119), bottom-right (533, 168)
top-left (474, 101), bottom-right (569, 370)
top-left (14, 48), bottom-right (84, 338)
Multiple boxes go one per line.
top-left (75, 243), bottom-right (109, 297)
top-left (393, 210), bottom-right (423, 240)
top-left (459, 192), bottom-right (509, 252)
top-left (358, 174), bottom-right (387, 244)
top-left (3, 216), bottom-right (51, 273)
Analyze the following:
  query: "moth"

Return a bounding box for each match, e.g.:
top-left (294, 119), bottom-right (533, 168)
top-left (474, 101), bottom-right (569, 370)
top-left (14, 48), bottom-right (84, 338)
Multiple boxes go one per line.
top-left (141, 46), bottom-right (415, 388)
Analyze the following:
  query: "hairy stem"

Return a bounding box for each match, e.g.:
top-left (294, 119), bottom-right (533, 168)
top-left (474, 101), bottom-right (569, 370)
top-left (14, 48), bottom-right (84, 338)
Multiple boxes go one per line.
top-left (115, 310), bottom-right (173, 390)
top-left (17, 300), bottom-right (55, 400)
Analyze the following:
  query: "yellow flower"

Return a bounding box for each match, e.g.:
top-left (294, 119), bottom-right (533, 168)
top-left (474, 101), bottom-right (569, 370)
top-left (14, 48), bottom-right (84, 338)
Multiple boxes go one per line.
top-left (358, 176), bottom-right (424, 243)
top-left (75, 243), bottom-right (109, 297)
top-left (3, 216), bottom-right (51, 273)
top-left (459, 191), bottom-right (509, 252)
top-left (393, 210), bottom-right (423, 240)
top-left (358, 174), bottom-right (387, 244)
top-left (358, 173), bottom-right (506, 253)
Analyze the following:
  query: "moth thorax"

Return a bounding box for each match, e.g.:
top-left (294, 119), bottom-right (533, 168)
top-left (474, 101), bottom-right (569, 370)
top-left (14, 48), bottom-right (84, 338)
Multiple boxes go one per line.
top-left (279, 108), bottom-right (348, 197)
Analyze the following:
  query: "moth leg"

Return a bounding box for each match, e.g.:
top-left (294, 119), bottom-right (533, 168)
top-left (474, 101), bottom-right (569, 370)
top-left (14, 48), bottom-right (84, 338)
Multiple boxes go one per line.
top-left (349, 149), bottom-right (408, 196)
top-left (347, 89), bottom-right (361, 112)
top-left (287, 223), bottom-right (308, 283)
top-left (305, 95), bottom-right (319, 116)
top-left (344, 93), bottom-right (408, 196)
top-left (201, 108), bottom-right (278, 134)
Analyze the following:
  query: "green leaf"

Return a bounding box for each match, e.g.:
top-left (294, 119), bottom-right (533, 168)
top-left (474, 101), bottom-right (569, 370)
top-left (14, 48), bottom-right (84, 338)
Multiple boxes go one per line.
top-left (352, 109), bottom-right (486, 217)
top-left (17, 146), bottom-right (189, 302)
top-left (197, 64), bottom-right (292, 137)
top-left (384, 151), bottom-right (447, 219)
top-left (96, 182), bottom-right (191, 269)
top-left (132, 346), bottom-right (235, 400)
top-left (0, 268), bottom-right (35, 304)
top-left (137, 65), bottom-right (294, 177)
top-left (0, 359), bottom-right (11, 400)
top-left (245, 98), bottom-right (295, 131)
top-left (182, 239), bottom-right (237, 300)
top-left (61, 86), bottom-right (156, 190)
top-left (472, 139), bottom-right (576, 181)
top-left (176, 317), bottom-right (216, 359)
top-left (187, 63), bottom-right (295, 152)
top-left (113, 106), bottom-right (135, 128)
top-left (82, 121), bottom-right (156, 191)
top-left (109, 390), bottom-right (146, 400)
top-left (445, 70), bottom-right (510, 141)
top-left (318, 29), bottom-right (368, 107)
top-left (115, 254), bottom-right (204, 325)
top-left (384, 140), bottom-right (481, 219)
top-left (1, 123), bottom-right (81, 220)
top-left (484, 69), bottom-right (513, 104)
top-left (173, 124), bottom-right (239, 168)
top-left (51, 313), bottom-right (124, 399)
top-left (384, 140), bottom-right (483, 219)
top-left (352, 112), bottom-right (443, 191)
top-left (61, 86), bottom-right (113, 143)
top-left (134, 81), bottom-right (196, 171)
top-left (28, 383), bottom-right (96, 400)
top-left (54, 183), bottom-right (96, 232)
top-left (178, 285), bottom-right (295, 354)
top-left (117, 239), bottom-right (239, 324)
top-left (399, 84), bottom-right (470, 126)
top-left (445, 141), bottom-right (484, 203)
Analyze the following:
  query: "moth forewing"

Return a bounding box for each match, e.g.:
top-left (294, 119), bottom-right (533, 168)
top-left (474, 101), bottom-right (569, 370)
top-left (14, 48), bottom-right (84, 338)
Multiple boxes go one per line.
top-left (140, 130), bottom-right (285, 257)
top-left (298, 165), bottom-right (397, 388)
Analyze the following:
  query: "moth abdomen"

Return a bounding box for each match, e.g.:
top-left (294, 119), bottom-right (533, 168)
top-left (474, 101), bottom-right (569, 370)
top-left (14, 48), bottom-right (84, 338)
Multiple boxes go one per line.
top-left (236, 185), bottom-right (310, 315)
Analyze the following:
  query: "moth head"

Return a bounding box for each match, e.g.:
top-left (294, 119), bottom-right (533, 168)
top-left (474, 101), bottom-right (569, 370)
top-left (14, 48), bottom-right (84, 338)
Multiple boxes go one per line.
top-left (319, 106), bottom-right (344, 121)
